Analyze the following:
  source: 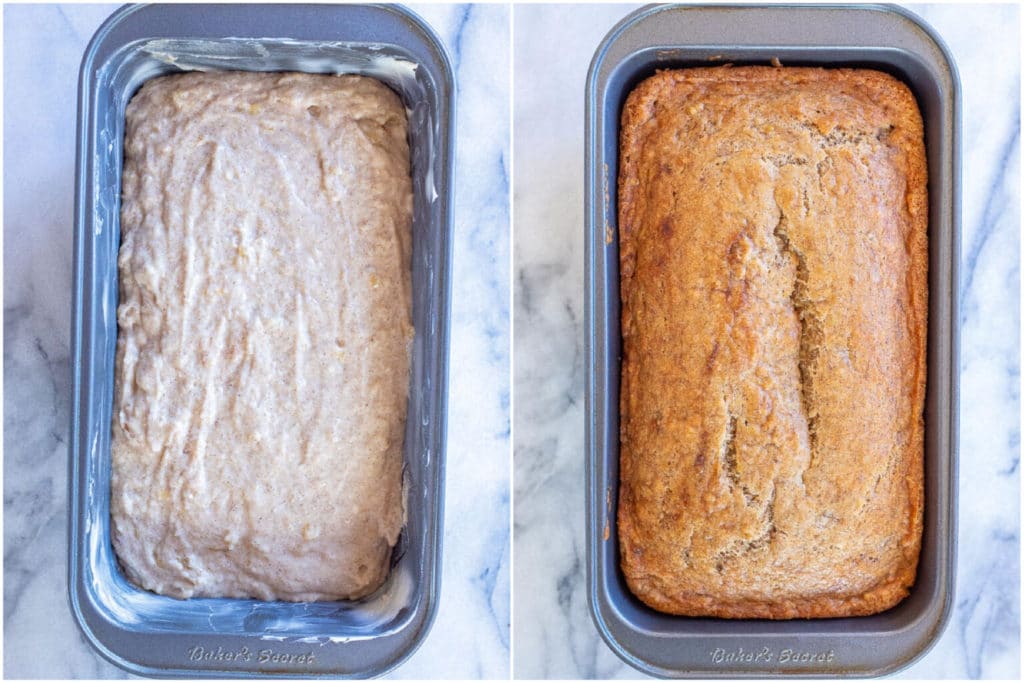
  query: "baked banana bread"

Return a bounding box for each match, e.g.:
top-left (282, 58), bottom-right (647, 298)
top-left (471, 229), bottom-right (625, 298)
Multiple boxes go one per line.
top-left (617, 66), bottom-right (927, 618)
top-left (112, 71), bottom-right (412, 601)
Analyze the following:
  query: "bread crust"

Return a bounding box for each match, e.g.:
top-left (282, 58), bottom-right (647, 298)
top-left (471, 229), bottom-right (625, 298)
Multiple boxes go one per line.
top-left (617, 67), bottom-right (927, 619)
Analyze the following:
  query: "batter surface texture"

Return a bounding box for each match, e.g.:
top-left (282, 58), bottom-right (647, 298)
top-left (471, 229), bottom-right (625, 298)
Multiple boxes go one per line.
top-left (112, 71), bottom-right (412, 601)
top-left (617, 67), bottom-right (927, 618)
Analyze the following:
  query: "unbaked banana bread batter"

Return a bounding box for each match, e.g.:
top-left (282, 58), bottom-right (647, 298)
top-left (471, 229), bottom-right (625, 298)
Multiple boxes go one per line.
top-left (111, 71), bottom-right (412, 601)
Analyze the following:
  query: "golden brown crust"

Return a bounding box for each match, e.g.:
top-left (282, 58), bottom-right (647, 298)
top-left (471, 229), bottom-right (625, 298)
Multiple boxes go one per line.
top-left (617, 67), bottom-right (926, 619)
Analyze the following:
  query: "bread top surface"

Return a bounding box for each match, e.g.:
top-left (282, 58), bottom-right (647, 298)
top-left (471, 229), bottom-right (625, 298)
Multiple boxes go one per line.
top-left (617, 66), bottom-right (927, 618)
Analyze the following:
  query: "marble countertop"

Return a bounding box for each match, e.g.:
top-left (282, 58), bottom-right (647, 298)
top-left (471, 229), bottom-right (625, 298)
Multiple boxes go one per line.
top-left (3, 3), bottom-right (509, 679)
top-left (513, 2), bottom-right (1020, 679)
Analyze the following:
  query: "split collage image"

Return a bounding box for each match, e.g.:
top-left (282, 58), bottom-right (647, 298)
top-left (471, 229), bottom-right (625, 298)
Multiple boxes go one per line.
top-left (2, 1), bottom-right (1020, 680)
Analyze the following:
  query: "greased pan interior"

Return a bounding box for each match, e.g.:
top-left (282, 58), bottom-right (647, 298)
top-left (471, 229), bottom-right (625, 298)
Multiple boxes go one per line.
top-left (70, 3), bottom-right (453, 677)
top-left (584, 4), bottom-right (959, 677)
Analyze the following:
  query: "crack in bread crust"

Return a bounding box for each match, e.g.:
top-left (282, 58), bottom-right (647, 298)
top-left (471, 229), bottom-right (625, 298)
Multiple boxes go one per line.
top-left (772, 208), bottom-right (821, 474)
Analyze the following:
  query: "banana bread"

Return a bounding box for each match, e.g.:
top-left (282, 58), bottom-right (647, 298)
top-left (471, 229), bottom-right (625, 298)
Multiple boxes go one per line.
top-left (617, 66), bottom-right (927, 618)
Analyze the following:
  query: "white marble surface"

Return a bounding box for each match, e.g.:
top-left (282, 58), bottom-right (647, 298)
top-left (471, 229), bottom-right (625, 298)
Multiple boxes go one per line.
top-left (3, 3), bottom-right (509, 679)
top-left (513, 2), bottom-right (1020, 679)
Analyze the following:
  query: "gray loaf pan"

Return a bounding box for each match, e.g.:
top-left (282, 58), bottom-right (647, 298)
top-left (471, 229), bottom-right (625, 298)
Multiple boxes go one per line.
top-left (584, 3), bottom-right (960, 678)
top-left (69, 3), bottom-right (453, 677)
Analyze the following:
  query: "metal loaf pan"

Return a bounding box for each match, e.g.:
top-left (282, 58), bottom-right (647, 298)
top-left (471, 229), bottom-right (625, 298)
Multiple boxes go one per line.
top-left (584, 4), bottom-right (959, 677)
top-left (69, 3), bottom-right (453, 677)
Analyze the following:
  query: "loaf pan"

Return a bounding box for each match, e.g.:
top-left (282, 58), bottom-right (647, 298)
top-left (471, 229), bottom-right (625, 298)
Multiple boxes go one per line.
top-left (584, 4), bottom-right (960, 677)
top-left (69, 3), bottom-right (453, 677)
